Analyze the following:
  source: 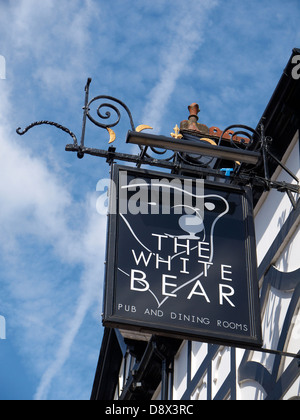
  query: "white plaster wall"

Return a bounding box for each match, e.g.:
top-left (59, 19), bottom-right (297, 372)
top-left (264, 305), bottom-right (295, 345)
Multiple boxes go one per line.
top-left (255, 133), bottom-right (300, 267)
top-left (211, 347), bottom-right (230, 399)
top-left (191, 373), bottom-right (208, 401)
top-left (190, 372), bottom-right (208, 400)
top-left (191, 341), bottom-right (208, 379)
top-left (251, 287), bottom-right (292, 372)
top-left (173, 341), bottom-right (188, 400)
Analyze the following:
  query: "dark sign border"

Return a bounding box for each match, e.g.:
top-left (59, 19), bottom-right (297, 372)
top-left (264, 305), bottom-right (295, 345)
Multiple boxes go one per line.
top-left (103, 165), bottom-right (262, 348)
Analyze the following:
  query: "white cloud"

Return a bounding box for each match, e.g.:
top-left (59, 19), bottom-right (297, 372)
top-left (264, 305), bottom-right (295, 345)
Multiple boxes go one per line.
top-left (1, 0), bottom-right (99, 97)
top-left (1, 0), bottom-right (299, 401)
top-left (0, 109), bottom-right (106, 399)
top-left (141, 0), bottom-right (219, 133)
top-left (0, 1), bottom-right (106, 399)
top-left (33, 209), bottom-right (106, 400)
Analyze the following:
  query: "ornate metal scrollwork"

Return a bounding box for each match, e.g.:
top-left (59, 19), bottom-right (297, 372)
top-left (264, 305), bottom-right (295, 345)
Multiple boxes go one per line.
top-left (86, 95), bottom-right (135, 131)
top-left (218, 124), bottom-right (259, 150)
top-left (16, 120), bottom-right (78, 146)
top-left (16, 78), bottom-right (300, 209)
top-left (16, 78), bottom-right (138, 156)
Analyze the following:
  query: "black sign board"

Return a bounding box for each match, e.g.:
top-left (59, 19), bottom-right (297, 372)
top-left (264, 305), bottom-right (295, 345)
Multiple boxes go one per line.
top-left (103, 165), bottom-right (262, 348)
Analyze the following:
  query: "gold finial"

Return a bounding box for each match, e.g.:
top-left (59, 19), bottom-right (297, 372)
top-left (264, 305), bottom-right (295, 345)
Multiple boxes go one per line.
top-left (171, 124), bottom-right (183, 139)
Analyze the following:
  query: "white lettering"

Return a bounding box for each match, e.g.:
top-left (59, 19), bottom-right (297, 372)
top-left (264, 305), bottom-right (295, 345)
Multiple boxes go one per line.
top-left (144, 308), bottom-right (164, 317)
top-left (105, 404), bottom-right (139, 418)
top-left (0, 55), bottom-right (6, 80)
top-left (96, 177), bottom-right (115, 215)
top-left (198, 260), bottom-right (213, 277)
top-left (0, 315), bottom-right (6, 340)
top-left (292, 55), bottom-right (300, 80)
top-left (219, 284), bottom-right (235, 307)
top-left (180, 257), bottom-right (190, 274)
top-left (174, 237), bottom-right (190, 255)
top-left (170, 312), bottom-right (210, 325)
top-left (130, 270), bottom-right (150, 292)
top-left (152, 234), bottom-right (168, 251)
top-left (156, 254), bottom-right (172, 271)
top-left (162, 275), bottom-right (178, 297)
top-left (127, 178), bottom-right (149, 215)
top-left (221, 264), bottom-right (233, 281)
top-left (217, 320), bottom-right (248, 331)
top-left (187, 280), bottom-right (211, 302)
top-left (117, 304), bottom-right (136, 313)
top-left (132, 250), bottom-right (153, 267)
top-left (198, 242), bottom-right (210, 259)
top-left (119, 171), bottom-right (129, 214)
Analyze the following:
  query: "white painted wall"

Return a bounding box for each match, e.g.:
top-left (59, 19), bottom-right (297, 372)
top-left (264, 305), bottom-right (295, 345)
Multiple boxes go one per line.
top-left (255, 132), bottom-right (300, 267)
top-left (173, 341), bottom-right (188, 400)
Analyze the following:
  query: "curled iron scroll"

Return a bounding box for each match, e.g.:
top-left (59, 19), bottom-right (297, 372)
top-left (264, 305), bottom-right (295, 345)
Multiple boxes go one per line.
top-left (16, 120), bottom-right (78, 146)
top-left (86, 95), bottom-right (135, 131)
top-left (218, 124), bottom-right (260, 150)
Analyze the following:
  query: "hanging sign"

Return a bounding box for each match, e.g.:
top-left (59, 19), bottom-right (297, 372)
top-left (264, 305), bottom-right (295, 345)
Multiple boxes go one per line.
top-left (103, 165), bottom-right (262, 348)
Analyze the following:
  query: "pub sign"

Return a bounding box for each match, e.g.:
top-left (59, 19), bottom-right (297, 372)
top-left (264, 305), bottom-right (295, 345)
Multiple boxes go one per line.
top-left (103, 165), bottom-right (262, 348)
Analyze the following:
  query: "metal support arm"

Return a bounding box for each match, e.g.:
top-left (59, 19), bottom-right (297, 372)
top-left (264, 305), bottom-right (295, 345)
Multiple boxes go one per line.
top-left (16, 78), bottom-right (300, 207)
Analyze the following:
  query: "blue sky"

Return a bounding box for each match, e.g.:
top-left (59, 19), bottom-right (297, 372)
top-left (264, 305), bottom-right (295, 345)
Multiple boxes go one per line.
top-left (0, 0), bottom-right (299, 400)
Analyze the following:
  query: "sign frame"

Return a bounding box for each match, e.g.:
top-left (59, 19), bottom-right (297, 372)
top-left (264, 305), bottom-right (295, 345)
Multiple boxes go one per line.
top-left (102, 165), bottom-right (262, 348)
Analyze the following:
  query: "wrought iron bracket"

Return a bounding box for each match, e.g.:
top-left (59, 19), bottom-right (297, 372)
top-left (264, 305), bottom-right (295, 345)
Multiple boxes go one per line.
top-left (218, 122), bottom-right (300, 209)
top-left (17, 120), bottom-right (78, 146)
top-left (235, 344), bottom-right (300, 362)
top-left (16, 78), bottom-right (300, 208)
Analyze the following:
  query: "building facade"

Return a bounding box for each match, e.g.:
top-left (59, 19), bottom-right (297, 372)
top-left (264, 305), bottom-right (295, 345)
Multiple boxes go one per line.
top-left (91, 49), bottom-right (300, 401)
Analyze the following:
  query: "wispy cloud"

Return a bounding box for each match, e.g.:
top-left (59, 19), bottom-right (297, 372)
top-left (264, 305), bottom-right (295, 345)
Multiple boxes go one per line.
top-left (5, 0), bottom-right (99, 96)
top-left (3, 0), bottom-right (218, 398)
top-left (0, 1), bottom-right (106, 400)
top-left (0, 0), bottom-right (299, 401)
top-left (33, 210), bottom-right (106, 400)
top-left (141, 0), bottom-right (219, 133)
top-left (0, 99), bottom-right (107, 400)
